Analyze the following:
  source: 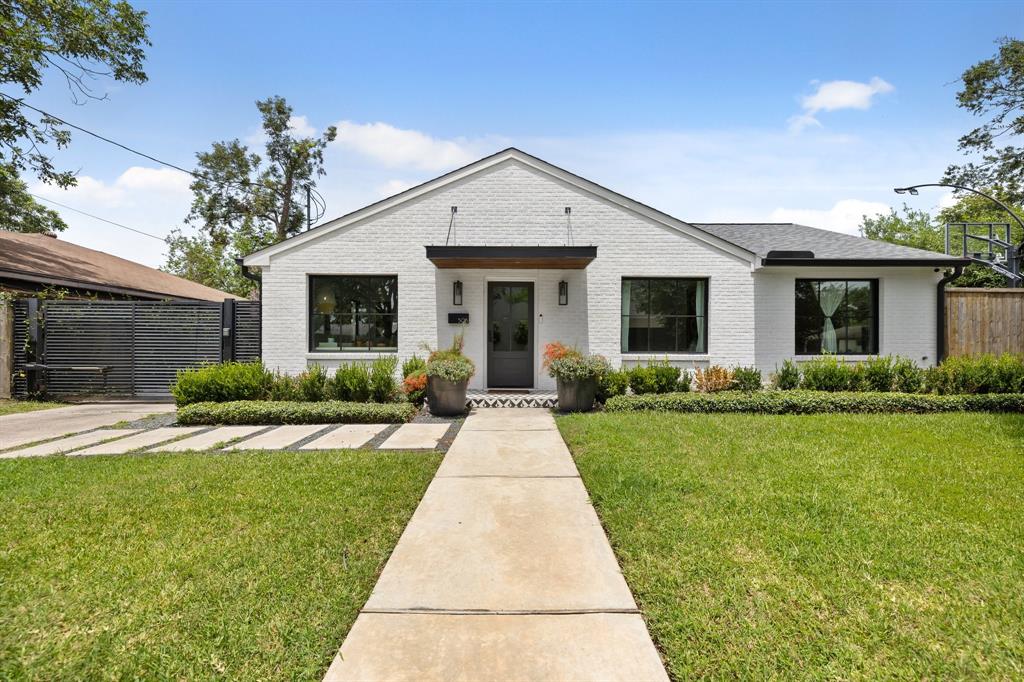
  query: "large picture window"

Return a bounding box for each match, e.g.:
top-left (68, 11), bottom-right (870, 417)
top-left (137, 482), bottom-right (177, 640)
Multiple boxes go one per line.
top-left (621, 278), bottom-right (708, 353)
top-left (309, 275), bottom-right (397, 351)
top-left (795, 279), bottom-right (877, 355)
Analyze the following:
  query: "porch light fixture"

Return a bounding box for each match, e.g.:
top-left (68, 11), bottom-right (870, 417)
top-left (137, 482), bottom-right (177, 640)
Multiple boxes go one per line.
top-left (558, 280), bottom-right (568, 305)
top-left (453, 280), bottom-right (463, 306)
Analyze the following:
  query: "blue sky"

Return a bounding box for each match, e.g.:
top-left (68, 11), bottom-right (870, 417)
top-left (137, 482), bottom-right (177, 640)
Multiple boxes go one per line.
top-left (24, 0), bottom-right (1022, 266)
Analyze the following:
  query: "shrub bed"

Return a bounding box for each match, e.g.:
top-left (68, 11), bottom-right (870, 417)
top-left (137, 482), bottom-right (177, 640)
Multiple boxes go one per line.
top-left (604, 390), bottom-right (1024, 414)
top-left (177, 400), bottom-right (417, 425)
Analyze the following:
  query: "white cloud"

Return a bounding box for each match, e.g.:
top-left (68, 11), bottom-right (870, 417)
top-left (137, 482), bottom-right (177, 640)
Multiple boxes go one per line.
top-left (789, 77), bottom-right (894, 132)
top-left (769, 199), bottom-right (892, 236)
top-left (332, 121), bottom-right (478, 171)
top-left (375, 179), bottom-right (415, 197)
top-left (29, 166), bottom-right (193, 267)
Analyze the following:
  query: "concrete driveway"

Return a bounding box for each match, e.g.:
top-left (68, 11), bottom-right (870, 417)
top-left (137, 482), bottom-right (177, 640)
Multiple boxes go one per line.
top-left (0, 402), bottom-right (175, 451)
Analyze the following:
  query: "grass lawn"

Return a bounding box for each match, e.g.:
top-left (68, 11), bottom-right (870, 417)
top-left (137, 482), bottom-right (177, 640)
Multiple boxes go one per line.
top-left (0, 448), bottom-right (440, 680)
top-left (558, 412), bottom-right (1024, 680)
top-left (0, 399), bottom-right (65, 416)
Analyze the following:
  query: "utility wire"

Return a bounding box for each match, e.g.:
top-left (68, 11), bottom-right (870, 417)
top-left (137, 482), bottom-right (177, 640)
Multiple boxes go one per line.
top-left (29, 192), bottom-right (166, 241)
top-left (2, 92), bottom-right (330, 224)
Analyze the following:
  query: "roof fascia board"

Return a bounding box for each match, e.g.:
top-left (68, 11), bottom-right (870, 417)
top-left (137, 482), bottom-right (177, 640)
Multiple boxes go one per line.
top-left (760, 257), bottom-right (972, 267)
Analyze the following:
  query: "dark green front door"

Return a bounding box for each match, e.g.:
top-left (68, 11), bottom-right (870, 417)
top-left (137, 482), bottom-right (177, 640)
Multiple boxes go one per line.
top-left (487, 282), bottom-right (534, 388)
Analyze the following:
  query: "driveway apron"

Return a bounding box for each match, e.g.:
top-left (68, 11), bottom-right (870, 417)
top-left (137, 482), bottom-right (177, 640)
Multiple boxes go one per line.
top-left (324, 407), bottom-right (668, 681)
top-left (0, 402), bottom-right (175, 451)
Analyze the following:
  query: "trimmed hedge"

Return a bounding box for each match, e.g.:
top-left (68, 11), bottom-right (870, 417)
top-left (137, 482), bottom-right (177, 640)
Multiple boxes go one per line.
top-left (604, 390), bottom-right (1024, 414)
top-left (177, 400), bottom-right (417, 425)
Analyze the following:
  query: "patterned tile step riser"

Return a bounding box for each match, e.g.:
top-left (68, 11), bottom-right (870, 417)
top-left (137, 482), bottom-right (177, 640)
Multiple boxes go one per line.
top-left (463, 392), bottom-right (558, 408)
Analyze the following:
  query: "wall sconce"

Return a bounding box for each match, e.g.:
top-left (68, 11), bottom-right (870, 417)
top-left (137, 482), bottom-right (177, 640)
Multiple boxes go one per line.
top-left (558, 280), bottom-right (568, 306)
top-left (453, 280), bottom-right (463, 306)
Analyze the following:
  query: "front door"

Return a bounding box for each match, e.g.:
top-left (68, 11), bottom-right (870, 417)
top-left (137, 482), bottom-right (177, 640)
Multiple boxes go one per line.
top-left (487, 282), bottom-right (534, 388)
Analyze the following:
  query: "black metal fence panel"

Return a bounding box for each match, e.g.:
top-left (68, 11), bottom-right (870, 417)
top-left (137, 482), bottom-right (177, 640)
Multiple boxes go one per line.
top-left (11, 299), bottom-right (260, 398)
top-left (233, 301), bottom-right (262, 362)
top-left (12, 300), bottom-right (27, 397)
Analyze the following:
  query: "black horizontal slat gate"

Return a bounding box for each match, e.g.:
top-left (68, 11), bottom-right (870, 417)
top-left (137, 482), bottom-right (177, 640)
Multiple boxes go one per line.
top-left (233, 301), bottom-right (262, 362)
top-left (11, 299), bottom-right (260, 398)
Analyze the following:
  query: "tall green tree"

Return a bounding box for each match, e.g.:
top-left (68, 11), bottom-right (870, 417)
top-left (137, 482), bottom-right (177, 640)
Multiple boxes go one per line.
top-left (943, 37), bottom-right (1024, 205)
top-left (164, 96), bottom-right (337, 297)
top-left (0, 0), bottom-right (150, 233)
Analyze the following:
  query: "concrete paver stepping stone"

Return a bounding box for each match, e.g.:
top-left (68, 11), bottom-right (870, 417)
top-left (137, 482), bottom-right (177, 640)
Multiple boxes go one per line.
top-left (436, 428), bottom-right (577, 477)
top-left (154, 426), bottom-right (267, 452)
top-left (0, 429), bottom-right (139, 458)
top-left (324, 612), bottom-right (668, 681)
top-left (224, 425), bottom-right (328, 450)
top-left (73, 427), bottom-right (203, 456)
top-left (364, 476), bottom-right (637, 612)
top-left (300, 424), bottom-right (388, 450)
top-left (0, 402), bottom-right (175, 451)
top-left (379, 423), bottom-right (449, 450)
top-left (461, 407), bottom-right (556, 432)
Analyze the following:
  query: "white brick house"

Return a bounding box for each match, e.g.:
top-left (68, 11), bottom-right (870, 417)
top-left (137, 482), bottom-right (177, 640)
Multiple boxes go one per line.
top-left (243, 148), bottom-right (968, 390)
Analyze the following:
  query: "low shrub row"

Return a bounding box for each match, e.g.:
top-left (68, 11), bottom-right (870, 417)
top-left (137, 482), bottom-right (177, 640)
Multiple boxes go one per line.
top-left (605, 390), bottom-right (1024, 415)
top-left (172, 359), bottom-right (402, 407)
top-left (773, 354), bottom-right (1024, 394)
top-left (176, 400), bottom-right (417, 425)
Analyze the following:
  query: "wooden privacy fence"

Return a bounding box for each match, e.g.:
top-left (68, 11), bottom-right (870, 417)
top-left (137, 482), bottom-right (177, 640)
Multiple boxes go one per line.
top-left (946, 288), bottom-right (1024, 357)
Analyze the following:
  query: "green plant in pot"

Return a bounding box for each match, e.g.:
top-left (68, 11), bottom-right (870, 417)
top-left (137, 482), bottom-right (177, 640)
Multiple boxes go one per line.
top-left (544, 342), bottom-right (609, 413)
top-left (424, 332), bottom-right (475, 416)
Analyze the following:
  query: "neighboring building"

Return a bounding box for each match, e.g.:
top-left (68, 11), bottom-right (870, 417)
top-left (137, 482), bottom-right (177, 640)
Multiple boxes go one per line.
top-left (243, 148), bottom-right (968, 390)
top-left (0, 230), bottom-right (236, 301)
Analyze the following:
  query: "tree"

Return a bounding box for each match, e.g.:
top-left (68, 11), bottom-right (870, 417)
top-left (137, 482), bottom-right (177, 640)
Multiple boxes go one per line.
top-left (860, 196), bottom-right (1023, 287)
top-left (943, 37), bottom-right (1024, 205)
top-left (0, 0), bottom-right (150, 232)
top-left (185, 96), bottom-right (337, 244)
top-left (163, 96), bottom-right (337, 297)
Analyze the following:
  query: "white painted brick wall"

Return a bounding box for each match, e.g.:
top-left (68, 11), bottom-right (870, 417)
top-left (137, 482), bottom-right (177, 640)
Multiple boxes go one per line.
top-left (754, 266), bottom-right (942, 376)
top-left (260, 159), bottom-right (941, 387)
top-left (261, 159), bottom-right (754, 386)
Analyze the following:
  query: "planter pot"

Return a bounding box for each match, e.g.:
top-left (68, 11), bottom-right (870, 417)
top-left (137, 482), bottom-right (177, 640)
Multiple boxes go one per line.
top-left (556, 377), bottom-right (598, 413)
top-left (427, 376), bottom-right (469, 416)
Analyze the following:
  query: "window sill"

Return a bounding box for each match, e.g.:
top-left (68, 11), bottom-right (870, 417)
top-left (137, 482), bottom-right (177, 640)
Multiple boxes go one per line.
top-left (793, 354), bottom-right (877, 361)
top-left (306, 351), bottom-right (397, 361)
top-left (621, 353), bottom-right (709, 361)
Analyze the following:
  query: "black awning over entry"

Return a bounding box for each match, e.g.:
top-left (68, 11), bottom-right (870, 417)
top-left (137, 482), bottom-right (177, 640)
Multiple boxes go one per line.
top-left (425, 245), bottom-right (597, 269)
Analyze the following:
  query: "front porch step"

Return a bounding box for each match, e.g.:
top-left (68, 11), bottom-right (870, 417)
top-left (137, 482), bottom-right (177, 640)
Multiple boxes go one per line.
top-left (467, 390), bottom-right (557, 409)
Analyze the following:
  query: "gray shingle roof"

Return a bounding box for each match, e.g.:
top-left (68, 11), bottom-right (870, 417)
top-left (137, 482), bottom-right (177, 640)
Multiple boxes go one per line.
top-left (694, 223), bottom-right (966, 264)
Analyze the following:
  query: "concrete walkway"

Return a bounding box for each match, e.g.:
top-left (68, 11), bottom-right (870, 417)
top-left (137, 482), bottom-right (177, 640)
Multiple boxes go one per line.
top-left (324, 408), bottom-right (668, 681)
top-left (0, 402), bottom-right (175, 451)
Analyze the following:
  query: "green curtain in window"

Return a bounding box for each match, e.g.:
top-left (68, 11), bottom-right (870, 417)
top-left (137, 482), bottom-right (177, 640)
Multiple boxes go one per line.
top-left (695, 280), bottom-right (706, 352)
top-left (620, 280), bottom-right (630, 350)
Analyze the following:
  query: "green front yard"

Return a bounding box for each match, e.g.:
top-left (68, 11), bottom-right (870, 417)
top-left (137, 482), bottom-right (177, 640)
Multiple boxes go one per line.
top-left (558, 412), bottom-right (1024, 680)
top-left (0, 449), bottom-right (440, 680)
top-left (0, 399), bottom-right (65, 416)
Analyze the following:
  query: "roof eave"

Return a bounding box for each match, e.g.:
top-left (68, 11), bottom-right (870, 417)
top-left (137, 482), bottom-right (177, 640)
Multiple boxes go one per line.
top-left (759, 257), bottom-right (972, 268)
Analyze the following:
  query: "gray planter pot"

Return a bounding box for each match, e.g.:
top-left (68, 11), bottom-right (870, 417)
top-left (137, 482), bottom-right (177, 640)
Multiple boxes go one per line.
top-left (556, 376), bottom-right (598, 413)
top-left (427, 376), bottom-right (469, 416)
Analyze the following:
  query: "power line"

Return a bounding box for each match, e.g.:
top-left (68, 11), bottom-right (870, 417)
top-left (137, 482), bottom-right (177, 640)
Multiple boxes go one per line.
top-left (29, 192), bottom-right (166, 241)
top-left (1, 92), bottom-right (330, 224)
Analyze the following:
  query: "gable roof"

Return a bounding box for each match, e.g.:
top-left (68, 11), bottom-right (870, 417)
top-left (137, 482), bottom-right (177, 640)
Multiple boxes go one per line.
top-left (695, 223), bottom-right (969, 267)
top-left (242, 147), bottom-right (755, 266)
top-left (0, 230), bottom-right (238, 300)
